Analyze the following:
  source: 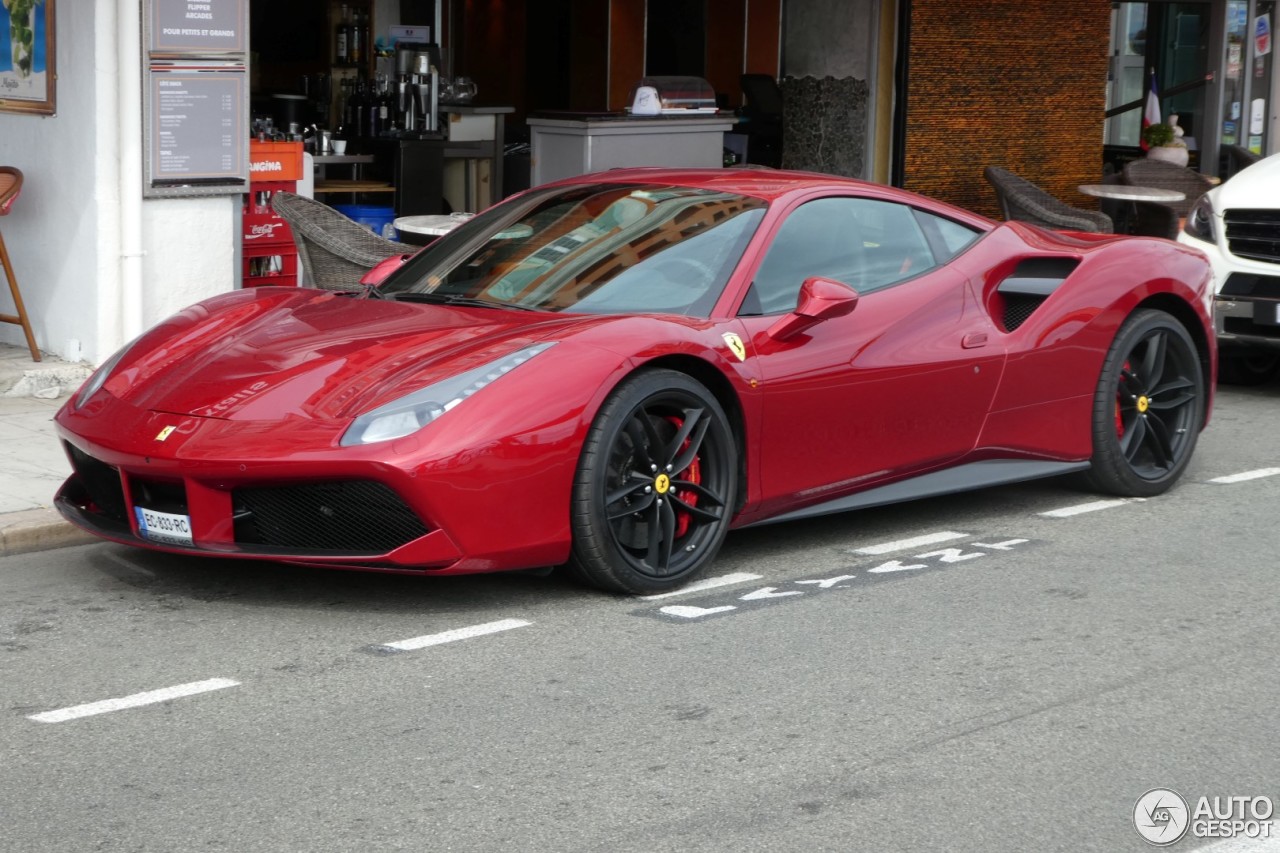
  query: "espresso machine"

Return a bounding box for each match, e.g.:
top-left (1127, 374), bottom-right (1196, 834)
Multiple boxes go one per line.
top-left (394, 42), bottom-right (442, 137)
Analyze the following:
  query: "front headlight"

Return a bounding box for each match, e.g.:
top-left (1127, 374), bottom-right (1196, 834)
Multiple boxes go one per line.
top-left (1183, 195), bottom-right (1216, 244)
top-left (73, 340), bottom-right (138, 410)
top-left (340, 342), bottom-right (556, 446)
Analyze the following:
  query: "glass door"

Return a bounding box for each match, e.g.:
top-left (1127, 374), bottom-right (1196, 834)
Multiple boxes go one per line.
top-left (1106, 3), bottom-right (1212, 157)
top-left (1221, 0), bottom-right (1275, 157)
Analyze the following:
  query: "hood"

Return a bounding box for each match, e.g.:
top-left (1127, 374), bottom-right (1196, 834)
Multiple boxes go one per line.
top-left (1215, 152), bottom-right (1280, 208)
top-left (106, 289), bottom-right (598, 420)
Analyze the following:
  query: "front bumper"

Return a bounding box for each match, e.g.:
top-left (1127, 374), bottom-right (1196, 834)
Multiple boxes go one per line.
top-left (53, 394), bottom-right (577, 574)
top-left (1179, 231), bottom-right (1280, 352)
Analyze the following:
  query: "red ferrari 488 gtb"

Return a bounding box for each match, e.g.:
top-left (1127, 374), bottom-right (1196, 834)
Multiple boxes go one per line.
top-left (55, 168), bottom-right (1215, 594)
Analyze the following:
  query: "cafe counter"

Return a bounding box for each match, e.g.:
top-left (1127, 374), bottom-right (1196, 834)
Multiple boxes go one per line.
top-left (528, 112), bottom-right (736, 186)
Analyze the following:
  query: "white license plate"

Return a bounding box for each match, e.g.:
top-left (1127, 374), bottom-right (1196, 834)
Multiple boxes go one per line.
top-left (134, 506), bottom-right (193, 547)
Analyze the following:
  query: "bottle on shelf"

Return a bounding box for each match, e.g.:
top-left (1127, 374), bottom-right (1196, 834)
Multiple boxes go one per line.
top-left (350, 8), bottom-right (365, 66)
top-left (335, 4), bottom-right (350, 65)
top-left (349, 80), bottom-right (369, 147)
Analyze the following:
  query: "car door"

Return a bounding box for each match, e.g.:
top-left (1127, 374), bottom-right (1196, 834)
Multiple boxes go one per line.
top-left (736, 195), bottom-right (1007, 514)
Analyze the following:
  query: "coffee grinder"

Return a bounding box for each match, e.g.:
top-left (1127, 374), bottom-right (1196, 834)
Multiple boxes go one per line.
top-left (394, 42), bottom-right (442, 136)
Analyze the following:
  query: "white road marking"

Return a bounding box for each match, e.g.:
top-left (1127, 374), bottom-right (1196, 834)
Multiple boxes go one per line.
top-left (379, 619), bottom-right (531, 652)
top-left (660, 605), bottom-right (737, 619)
top-left (850, 531), bottom-right (969, 556)
top-left (638, 572), bottom-right (763, 600)
top-left (868, 559), bottom-right (929, 574)
top-left (739, 586), bottom-right (804, 601)
top-left (1209, 468), bottom-right (1280, 484)
top-left (1040, 498), bottom-right (1138, 518)
top-left (28, 678), bottom-right (239, 724)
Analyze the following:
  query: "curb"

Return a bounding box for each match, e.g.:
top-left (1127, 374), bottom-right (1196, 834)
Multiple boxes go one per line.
top-left (0, 507), bottom-right (96, 557)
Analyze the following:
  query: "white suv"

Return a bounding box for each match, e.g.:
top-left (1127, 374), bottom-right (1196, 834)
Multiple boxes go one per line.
top-left (1178, 152), bottom-right (1280, 384)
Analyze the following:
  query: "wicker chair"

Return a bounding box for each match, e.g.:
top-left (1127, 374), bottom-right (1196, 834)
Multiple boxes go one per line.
top-left (271, 192), bottom-right (406, 291)
top-left (983, 166), bottom-right (1113, 233)
top-left (1223, 145), bottom-right (1262, 179)
top-left (1121, 158), bottom-right (1215, 219)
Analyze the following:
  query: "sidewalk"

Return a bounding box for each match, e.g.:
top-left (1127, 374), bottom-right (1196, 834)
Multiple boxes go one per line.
top-left (0, 345), bottom-right (96, 556)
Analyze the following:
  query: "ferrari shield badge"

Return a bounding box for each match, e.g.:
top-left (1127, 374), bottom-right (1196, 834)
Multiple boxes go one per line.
top-left (155, 425), bottom-right (177, 442)
top-left (722, 332), bottom-right (747, 362)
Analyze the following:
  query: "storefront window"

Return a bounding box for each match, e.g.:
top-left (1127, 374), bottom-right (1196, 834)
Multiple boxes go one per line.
top-left (1106, 2), bottom-right (1211, 152)
top-left (1220, 0), bottom-right (1273, 161)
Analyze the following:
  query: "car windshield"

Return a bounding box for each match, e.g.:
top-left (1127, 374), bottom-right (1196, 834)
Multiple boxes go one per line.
top-left (379, 183), bottom-right (767, 316)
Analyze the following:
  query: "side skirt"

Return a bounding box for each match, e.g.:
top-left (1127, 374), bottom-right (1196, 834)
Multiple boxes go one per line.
top-left (747, 459), bottom-right (1091, 527)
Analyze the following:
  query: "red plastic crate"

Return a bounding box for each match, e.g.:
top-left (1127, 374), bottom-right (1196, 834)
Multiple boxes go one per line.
top-left (242, 247), bottom-right (299, 287)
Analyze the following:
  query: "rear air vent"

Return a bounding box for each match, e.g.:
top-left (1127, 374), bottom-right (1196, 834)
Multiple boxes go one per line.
top-left (996, 257), bottom-right (1080, 331)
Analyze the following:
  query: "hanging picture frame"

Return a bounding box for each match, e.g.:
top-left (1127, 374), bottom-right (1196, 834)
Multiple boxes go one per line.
top-left (0, 0), bottom-right (56, 116)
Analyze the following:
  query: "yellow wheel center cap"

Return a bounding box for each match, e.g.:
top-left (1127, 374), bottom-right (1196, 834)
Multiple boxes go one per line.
top-left (1137, 396), bottom-right (1150, 413)
top-left (654, 473), bottom-right (671, 494)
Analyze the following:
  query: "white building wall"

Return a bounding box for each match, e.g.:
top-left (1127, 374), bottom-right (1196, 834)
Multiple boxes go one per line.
top-left (0, 0), bottom-right (239, 366)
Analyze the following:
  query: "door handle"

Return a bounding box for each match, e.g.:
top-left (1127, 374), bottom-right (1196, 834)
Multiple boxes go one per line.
top-left (962, 332), bottom-right (988, 349)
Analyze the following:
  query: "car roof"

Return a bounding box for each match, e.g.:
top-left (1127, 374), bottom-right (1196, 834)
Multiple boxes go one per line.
top-left (547, 166), bottom-right (994, 228)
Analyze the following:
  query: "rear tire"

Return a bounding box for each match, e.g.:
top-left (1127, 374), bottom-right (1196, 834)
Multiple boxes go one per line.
top-left (1082, 309), bottom-right (1204, 497)
top-left (1217, 351), bottom-right (1280, 386)
top-left (567, 369), bottom-right (737, 595)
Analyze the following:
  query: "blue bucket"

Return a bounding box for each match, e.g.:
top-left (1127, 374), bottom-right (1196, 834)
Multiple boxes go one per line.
top-left (333, 204), bottom-right (397, 240)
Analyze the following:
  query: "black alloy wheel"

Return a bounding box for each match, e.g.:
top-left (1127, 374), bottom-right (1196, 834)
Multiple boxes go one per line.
top-left (1084, 309), bottom-right (1204, 497)
top-left (568, 369), bottom-right (737, 595)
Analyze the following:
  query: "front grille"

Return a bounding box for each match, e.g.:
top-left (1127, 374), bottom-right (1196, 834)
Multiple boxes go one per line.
top-left (65, 443), bottom-right (128, 524)
top-left (232, 480), bottom-right (430, 553)
top-left (1223, 316), bottom-right (1280, 340)
top-left (1003, 293), bottom-right (1045, 332)
top-left (1220, 273), bottom-right (1280, 299)
top-left (1225, 209), bottom-right (1280, 264)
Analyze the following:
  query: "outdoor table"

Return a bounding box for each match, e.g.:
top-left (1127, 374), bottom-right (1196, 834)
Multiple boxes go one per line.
top-left (1077, 184), bottom-right (1187, 235)
top-left (392, 213), bottom-right (476, 245)
top-left (1076, 184), bottom-right (1187, 204)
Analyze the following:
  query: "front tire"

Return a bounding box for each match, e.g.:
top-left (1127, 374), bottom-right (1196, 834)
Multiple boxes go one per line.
top-left (568, 369), bottom-right (738, 595)
top-left (1083, 309), bottom-right (1204, 497)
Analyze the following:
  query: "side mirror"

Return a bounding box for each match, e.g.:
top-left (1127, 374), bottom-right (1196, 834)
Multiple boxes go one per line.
top-left (766, 276), bottom-right (859, 341)
top-left (359, 253), bottom-right (412, 287)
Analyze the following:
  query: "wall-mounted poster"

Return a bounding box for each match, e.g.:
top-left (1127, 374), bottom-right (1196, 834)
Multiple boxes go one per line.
top-left (0, 0), bottom-right (55, 115)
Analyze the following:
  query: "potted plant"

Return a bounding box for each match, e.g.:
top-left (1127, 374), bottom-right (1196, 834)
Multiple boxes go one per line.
top-left (1143, 118), bottom-right (1189, 167)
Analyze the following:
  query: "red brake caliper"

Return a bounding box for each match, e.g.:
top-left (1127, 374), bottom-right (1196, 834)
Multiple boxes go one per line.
top-left (1115, 359), bottom-right (1130, 438)
top-left (665, 416), bottom-right (701, 538)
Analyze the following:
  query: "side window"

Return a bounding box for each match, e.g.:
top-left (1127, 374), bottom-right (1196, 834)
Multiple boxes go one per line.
top-left (745, 198), bottom-right (867, 315)
top-left (914, 210), bottom-right (982, 261)
top-left (743, 197), bottom-right (940, 316)
top-left (852, 200), bottom-right (937, 290)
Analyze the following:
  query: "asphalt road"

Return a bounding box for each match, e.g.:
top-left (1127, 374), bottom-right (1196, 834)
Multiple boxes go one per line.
top-left (3, 377), bottom-right (1280, 852)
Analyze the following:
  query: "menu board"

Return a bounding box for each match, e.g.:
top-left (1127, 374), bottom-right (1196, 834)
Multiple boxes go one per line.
top-left (143, 0), bottom-right (249, 197)
top-left (147, 70), bottom-right (247, 189)
top-left (151, 0), bottom-right (247, 53)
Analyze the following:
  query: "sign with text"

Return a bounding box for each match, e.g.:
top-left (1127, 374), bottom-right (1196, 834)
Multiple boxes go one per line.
top-left (151, 0), bottom-right (246, 53)
top-left (147, 69), bottom-right (247, 189)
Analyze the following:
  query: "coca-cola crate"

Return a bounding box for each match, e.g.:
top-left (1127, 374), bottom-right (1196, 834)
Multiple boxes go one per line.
top-left (243, 209), bottom-right (294, 247)
top-left (242, 248), bottom-right (299, 288)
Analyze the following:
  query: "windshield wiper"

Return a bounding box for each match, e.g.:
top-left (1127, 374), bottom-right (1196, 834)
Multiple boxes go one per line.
top-left (386, 292), bottom-right (538, 311)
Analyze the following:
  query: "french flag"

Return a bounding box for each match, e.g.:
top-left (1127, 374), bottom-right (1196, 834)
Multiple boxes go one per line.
top-left (1141, 74), bottom-right (1161, 150)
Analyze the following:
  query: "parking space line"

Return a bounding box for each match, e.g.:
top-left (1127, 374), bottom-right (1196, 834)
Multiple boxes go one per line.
top-left (1040, 499), bottom-right (1138, 518)
top-left (1209, 468), bottom-right (1280, 484)
top-left (850, 531), bottom-right (969, 556)
top-left (28, 678), bottom-right (239, 724)
top-left (379, 618), bottom-right (531, 652)
top-left (638, 572), bottom-right (763, 600)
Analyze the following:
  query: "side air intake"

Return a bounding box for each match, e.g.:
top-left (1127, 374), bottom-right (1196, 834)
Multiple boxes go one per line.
top-left (996, 257), bottom-right (1080, 331)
